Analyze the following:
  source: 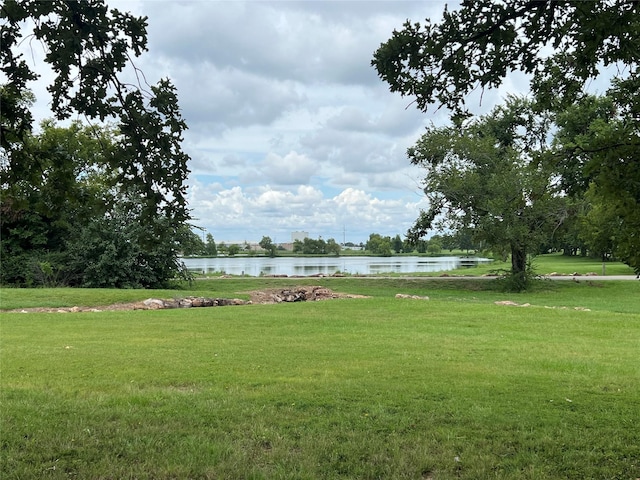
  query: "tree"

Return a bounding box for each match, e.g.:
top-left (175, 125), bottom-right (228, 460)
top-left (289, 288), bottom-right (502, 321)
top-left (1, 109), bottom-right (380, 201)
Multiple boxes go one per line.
top-left (372, 1), bottom-right (638, 119)
top-left (227, 244), bottom-right (240, 257)
top-left (259, 236), bottom-right (277, 257)
top-left (177, 228), bottom-right (206, 257)
top-left (552, 94), bottom-right (640, 272)
top-left (392, 234), bottom-right (404, 254)
top-left (0, 119), bottom-right (191, 287)
top-left (427, 236), bottom-right (442, 255)
top-left (204, 233), bottom-right (218, 257)
top-left (66, 206), bottom-right (189, 288)
top-left (406, 97), bottom-right (569, 289)
top-left (366, 233), bottom-right (392, 256)
top-left (414, 239), bottom-right (428, 254)
top-left (372, 0), bottom-right (640, 273)
top-left (325, 238), bottom-right (341, 256)
top-left (1, 0), bottom-right (191, 284)
top-left (579, 188), bottom-right (621, 270)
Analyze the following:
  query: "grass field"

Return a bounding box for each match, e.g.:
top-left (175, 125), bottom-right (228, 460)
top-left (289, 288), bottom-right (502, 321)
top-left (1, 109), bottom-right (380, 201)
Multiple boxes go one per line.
top-left (432, 252), bottom-right (636, 278)
top-left (1, 257), bottom-right (639, 479)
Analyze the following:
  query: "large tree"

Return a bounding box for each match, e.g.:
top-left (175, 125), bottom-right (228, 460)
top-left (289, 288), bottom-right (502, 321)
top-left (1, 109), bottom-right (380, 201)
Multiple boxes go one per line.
top-left (1, 0), bottom-right (191, 285)
top-left (552, 94), bottom-right (640, 271)
top-left (407, 97), bottom-right (569, 289)
top-left (0, 120), bottom-right (191, 287)
top-left (372, 0), bottom-right (639, 274)
top-left (1, 120), bottom-right (116, 285)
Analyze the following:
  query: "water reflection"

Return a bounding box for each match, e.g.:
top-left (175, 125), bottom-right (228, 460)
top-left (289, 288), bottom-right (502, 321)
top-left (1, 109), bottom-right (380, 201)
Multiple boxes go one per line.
top-left (181, 256), bottom-right (490, 277)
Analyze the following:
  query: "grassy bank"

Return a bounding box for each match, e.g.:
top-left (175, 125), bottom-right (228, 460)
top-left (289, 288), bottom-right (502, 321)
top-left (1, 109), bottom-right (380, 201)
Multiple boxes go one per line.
top-left (1, 270), bottom-right (639, 479)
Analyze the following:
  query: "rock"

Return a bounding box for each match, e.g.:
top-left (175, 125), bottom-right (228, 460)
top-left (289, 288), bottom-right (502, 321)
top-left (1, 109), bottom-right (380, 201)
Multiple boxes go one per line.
top-left (395, 294), bottom-right (429, 300)
top-left (190, 297), bottom-right (205, 307)
top-left (143, 298), bottom-right (166, 309)
top-left (178, 298), bottom-right (193, 308)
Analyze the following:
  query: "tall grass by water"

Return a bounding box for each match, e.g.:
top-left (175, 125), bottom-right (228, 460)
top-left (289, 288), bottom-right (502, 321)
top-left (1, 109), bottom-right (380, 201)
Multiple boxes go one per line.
top-left (1, 259), bottom-right (639, 479)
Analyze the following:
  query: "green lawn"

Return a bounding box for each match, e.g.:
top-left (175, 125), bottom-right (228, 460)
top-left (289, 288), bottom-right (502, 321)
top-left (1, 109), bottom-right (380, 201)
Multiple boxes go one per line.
top-left (1, 269), bottom-right (639, 479)
top-left (433, 252), bottom-right (636, 278)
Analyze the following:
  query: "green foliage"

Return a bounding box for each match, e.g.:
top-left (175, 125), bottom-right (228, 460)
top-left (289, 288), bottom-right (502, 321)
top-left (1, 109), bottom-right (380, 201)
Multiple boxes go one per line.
top-left (372, 1), bottom-right (638, 118)
top-left (0, 120), bottom-right (190, 287)
top-left (373, 1), bottom-right (640, 274)
top-left (426, 237), bottom-right (442, 255)
top-left (494, 258), bottom-right (539, 293)
top-left (204, 233), bottom-right (218, 256)
top-left (176, 228), bottom-right (206, 256)
top-left (1, 0), bottom-right (192, 286)
top-left (259, 236), bottom-right (277, 257)
top-left (65, 209), bottom-right (190, 288)
top-left (325, 238), bottom-right (341, 256)
top-left (407, 97), bottom-right (569, 279)
top-left (365, 233), bottom-right (392, 256)
top-left (392, 234), bottom-right (404, 253)
top-left (292, 237), bottom-right (340, 255)
top-left (552, 95), bottom-right (640, 273)
top-left (1, 121), bottom-right (112, 285)
top-left (578, 187), bottom-right (620, 260)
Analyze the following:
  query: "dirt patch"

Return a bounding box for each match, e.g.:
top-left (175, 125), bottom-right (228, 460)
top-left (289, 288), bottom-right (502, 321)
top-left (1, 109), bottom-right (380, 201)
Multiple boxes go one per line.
top-left (5, 286), bottom-right (369, 313)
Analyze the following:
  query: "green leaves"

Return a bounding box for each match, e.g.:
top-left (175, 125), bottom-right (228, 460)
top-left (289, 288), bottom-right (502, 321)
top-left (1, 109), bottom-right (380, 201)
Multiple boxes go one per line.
top-left (373, 1), bottom-right (639, 115)
top-left (374, 1), bottom-right (640, 275)
top-left (2, 0), bottom-right (193, 286)
top-left (407, 97), bottom-right (569, 281)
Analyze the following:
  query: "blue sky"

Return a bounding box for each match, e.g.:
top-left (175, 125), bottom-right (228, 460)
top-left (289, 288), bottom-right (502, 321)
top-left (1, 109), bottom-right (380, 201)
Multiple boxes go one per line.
top-left (27, 0), bottom-right (529, 244)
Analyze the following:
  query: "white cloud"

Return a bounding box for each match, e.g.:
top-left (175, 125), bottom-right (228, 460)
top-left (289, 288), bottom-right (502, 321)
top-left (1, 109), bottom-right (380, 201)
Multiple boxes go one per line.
top-left (188, 180), bottom-right (427, 243)
top-left (23, 0), bottom-right (531, 243)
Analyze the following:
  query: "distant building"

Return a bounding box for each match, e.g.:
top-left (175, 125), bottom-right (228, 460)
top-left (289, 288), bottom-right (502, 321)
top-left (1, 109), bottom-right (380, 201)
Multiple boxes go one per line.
top-left (291, 231), bottom-right (308, 243)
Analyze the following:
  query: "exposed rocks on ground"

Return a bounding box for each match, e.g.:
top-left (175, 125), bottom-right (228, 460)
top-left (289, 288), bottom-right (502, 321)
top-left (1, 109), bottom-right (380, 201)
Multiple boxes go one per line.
top-left (248, 286), bottom-right (369, 304)
top-left (546, 272), bottom-right (599, 277)
top-left (6, 286), bottom-right (369, 313)
top-left (395, 294), bottom-right (430, 300)
top-left (495, 300), bottom-right (591, 311)
top-left (138, 297), bottom-right (248, 309)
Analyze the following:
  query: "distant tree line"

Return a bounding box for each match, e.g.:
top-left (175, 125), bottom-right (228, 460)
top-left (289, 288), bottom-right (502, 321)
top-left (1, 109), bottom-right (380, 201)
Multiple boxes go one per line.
top-left (293, 237), bottom-right (341, 255)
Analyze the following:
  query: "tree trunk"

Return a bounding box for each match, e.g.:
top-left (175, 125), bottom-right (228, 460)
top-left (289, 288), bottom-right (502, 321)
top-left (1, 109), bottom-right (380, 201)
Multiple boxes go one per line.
top-left (509, 244), bottom-right (530, 291)
top-left (511, 244), bottom-right (527, 276)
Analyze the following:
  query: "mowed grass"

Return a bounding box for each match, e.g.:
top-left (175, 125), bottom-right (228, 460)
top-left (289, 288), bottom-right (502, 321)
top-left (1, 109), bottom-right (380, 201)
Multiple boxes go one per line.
top-left (1, 271), bottom-right (639, 478)
top-left (436, 252), bottom-right (636, 278)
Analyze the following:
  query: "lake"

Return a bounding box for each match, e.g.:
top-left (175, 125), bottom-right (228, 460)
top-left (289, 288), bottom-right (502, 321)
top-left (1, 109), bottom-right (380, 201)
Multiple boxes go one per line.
top-left (181, 255), bottom-right (491, 277)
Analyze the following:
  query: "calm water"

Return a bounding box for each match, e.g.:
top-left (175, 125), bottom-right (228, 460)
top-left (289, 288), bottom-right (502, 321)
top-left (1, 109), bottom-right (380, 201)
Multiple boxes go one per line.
top-left (181, 256), bottom-right (490, 277)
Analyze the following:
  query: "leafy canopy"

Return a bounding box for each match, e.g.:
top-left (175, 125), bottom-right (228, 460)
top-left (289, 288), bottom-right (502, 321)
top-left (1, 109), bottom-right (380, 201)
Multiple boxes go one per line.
top-left (1, 0), bottom-right (190, 225)
top-left (1, 0), bottom-right (193, 286)
top-left (408, 96), bottom-right (568, 287)
top-left (373, 0), bottom-right (639, 274)
top-left (372, 0), bottom-right (639, 118)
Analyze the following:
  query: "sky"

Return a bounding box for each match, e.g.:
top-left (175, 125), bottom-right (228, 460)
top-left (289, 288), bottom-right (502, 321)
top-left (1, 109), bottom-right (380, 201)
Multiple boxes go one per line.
top-left (27, 0), bottom-right (527, 245)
